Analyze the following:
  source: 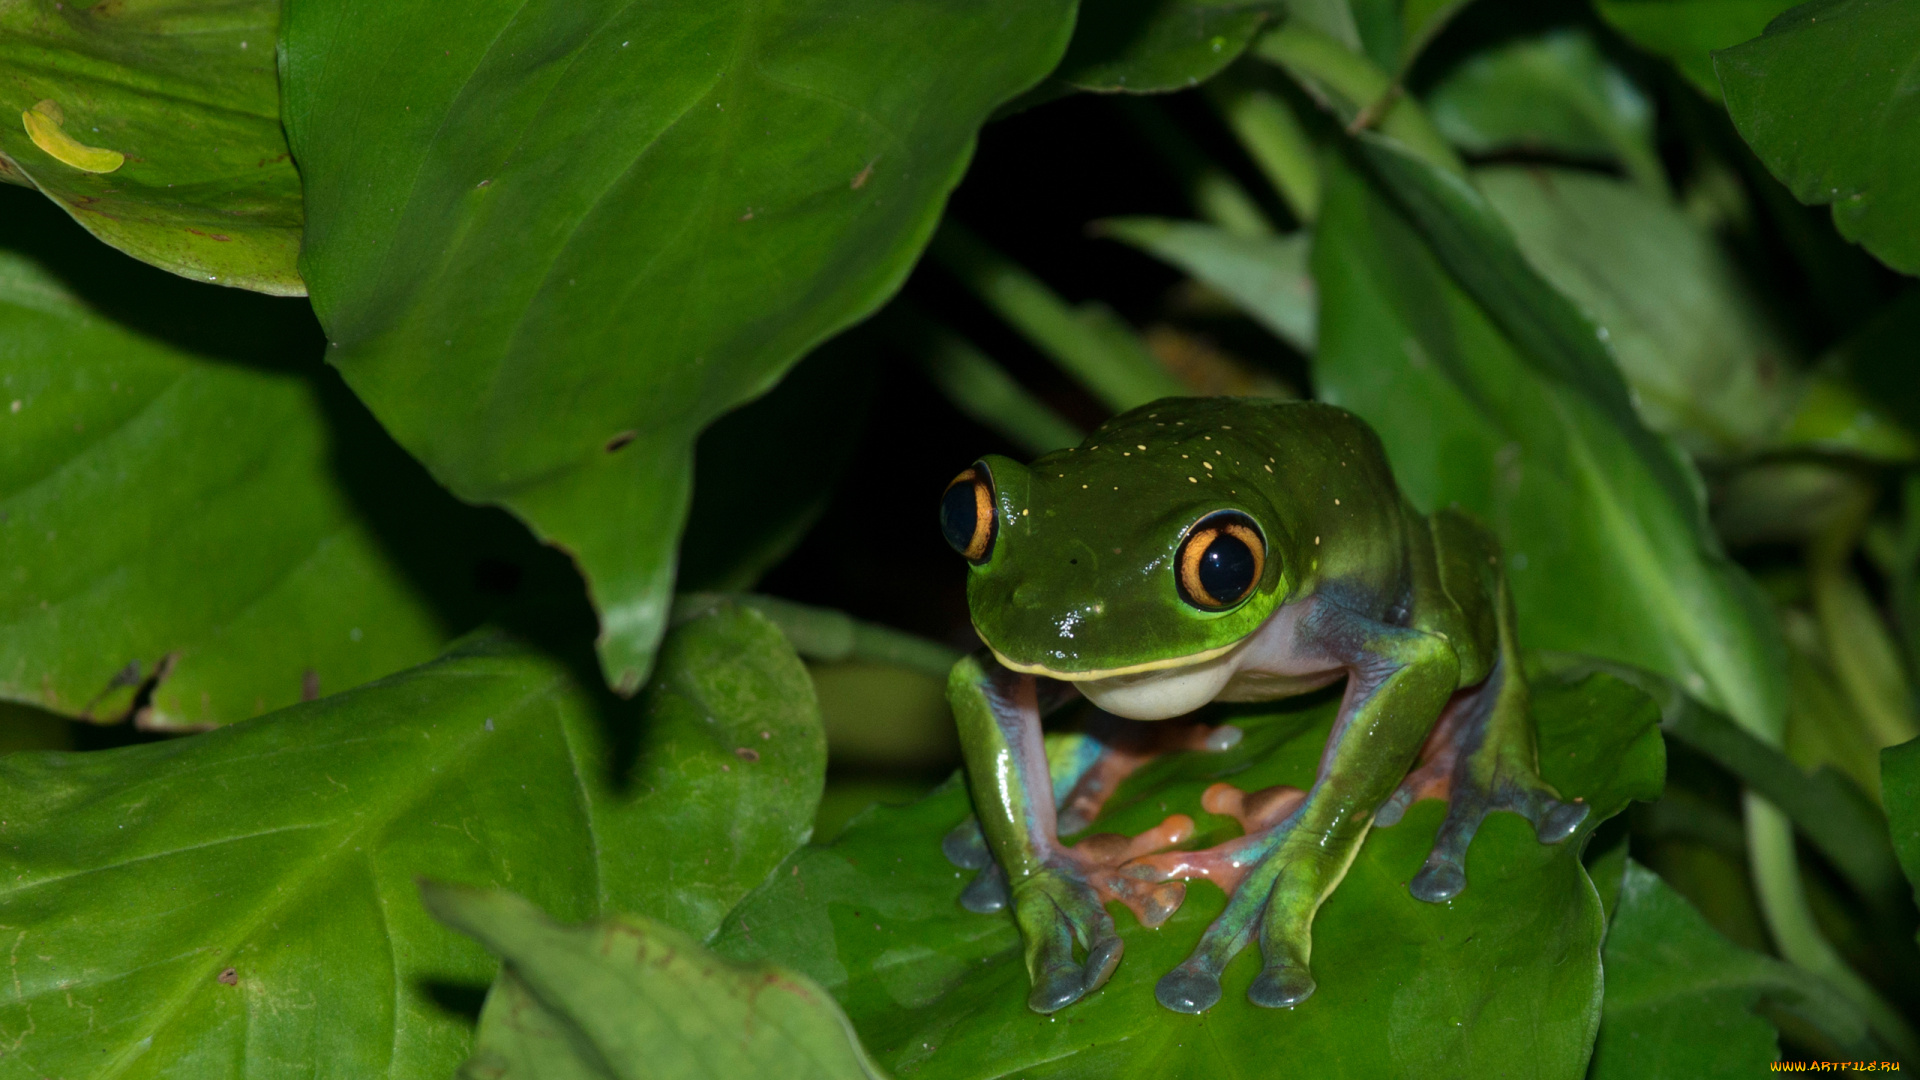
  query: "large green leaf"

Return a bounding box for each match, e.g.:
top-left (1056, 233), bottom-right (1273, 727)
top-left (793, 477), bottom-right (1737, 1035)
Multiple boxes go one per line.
top-left (1594, 0), bottom-right (1797, 98)
top-left (1591, 861), bottom-right (1870, 1077)
top-left (0, 218), bottom-right (545, 729)
top-left (1319, 140), bottom-right (1787, 744)
top-left (1473, 166), bottom-right (1795, 456)
top-left (1425, 30), bottom-right (1668, 195)
top-left (279, 0), bottom-right (1075, 696)
top-left (1888, 737), bottom-right (1920, 910)
top-left (1053, 0), bottom-right (1271, 94)
top-left (1717, 0), bottom-right (1920, 276)
top-left (427, 886), bottom-right (883, 1080)
top-left (0, 0), bottom-right (303, 293)
top-left (716, 670), bottom-right (1663, 1079)
top-left (0, 602), bottom-right (823, 1078)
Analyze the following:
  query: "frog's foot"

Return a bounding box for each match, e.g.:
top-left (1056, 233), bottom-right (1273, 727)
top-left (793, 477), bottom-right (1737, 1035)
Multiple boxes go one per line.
top-left (1373, 675), bottom-right (1588, 903)
top-left (1088, 781), bottom-right (1312, 1013)
top-left (1012, 861), bottom-right (1126, 1013)
top-left (943, 810), bottom-right (1198, 925)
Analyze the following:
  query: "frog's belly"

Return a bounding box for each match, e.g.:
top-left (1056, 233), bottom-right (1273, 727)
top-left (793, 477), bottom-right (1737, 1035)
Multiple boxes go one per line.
top-left (1077, 600), bottom-right (1341, 721)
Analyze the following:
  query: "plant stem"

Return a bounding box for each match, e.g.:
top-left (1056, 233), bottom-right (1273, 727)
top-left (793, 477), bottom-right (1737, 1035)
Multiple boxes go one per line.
top-left (1252, 23), bottom-right (1465, 178)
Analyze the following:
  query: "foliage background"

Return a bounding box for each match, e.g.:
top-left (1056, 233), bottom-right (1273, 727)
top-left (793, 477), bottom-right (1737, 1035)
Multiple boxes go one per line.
top-left (0, 0), bottom-right (1917, 1075)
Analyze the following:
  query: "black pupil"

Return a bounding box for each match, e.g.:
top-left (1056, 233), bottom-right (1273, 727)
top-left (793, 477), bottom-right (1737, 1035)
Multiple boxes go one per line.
top-left (941, 481), bottom-right (980, 555)
top-left (1198, 532), bottom-right (1256, 604)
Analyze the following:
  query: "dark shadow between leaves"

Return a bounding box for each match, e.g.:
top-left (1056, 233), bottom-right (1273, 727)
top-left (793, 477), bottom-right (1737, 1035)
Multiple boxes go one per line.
top-left (418, 978), bottom-right (490, 1026)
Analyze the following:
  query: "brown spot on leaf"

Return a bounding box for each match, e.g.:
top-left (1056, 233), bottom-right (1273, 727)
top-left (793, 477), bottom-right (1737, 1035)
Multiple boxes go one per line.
top-left (218, 967), bottom-right (237, 985)
top-left (604, 430), bottom-right (637, 453)
top-left (733, 747), bottom-right (759, 763)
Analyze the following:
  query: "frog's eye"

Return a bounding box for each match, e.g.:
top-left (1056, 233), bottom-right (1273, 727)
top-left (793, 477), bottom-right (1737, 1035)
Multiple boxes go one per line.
top-left (940, 464), bottom-right (996, 564)
top-left (1177, 511), bottom-right (1265, 611)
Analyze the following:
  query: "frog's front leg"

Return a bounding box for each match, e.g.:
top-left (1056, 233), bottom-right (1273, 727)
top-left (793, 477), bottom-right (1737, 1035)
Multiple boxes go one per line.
top-left (1149, 600), bottom-right (1457, 1014)
top-left (948, 651), bottom-right (1193, 1014)
top-left (1373, 583), bottom-right (1589, 901)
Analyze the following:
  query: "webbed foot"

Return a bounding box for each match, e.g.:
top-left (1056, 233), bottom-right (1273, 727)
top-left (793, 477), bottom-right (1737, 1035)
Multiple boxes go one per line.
top-left (1015, 863), bottom-right (1126, 1013)
top-left (1375, 664), bottom-right (1587, 902)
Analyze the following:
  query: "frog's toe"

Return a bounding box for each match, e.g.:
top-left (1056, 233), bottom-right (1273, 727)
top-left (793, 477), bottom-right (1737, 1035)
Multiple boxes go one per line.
top-left (1155, 965), bottom-right (1223, 1014)
top-left (1014, 869), bottom-right (1124, 1013)
top-left (1537, 797), bottom-right (1589, 843)
top-left (1248, 963), bottom-right (1316, 1008)
top-left (960, 862), bottom-right (1009, 913)
top-left (941, 817), bottom-right (991, 870)
top-left (1407, 779), bottom-right (1587, 904)
top-left (1409, 859), bottom-right (1468, 903)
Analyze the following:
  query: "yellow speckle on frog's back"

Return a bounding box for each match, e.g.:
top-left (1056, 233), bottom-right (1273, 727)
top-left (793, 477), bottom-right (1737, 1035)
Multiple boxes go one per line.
top-left (22, 100), bottom-right (123, 174)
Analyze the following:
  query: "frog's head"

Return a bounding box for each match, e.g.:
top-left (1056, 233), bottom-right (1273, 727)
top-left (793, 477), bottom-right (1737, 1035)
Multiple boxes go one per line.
top-left (939, 402), bottom-right (1296, 688)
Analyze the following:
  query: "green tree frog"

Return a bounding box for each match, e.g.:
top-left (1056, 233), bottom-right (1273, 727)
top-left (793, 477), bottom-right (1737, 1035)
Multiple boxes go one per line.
top-left (937, 397), bottom-right (1587, 1015)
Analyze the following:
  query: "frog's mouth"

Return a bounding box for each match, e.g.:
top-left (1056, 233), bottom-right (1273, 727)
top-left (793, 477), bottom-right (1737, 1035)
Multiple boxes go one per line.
top-left (986, 639), bottom-right (1241, 682)
top-left (990, 637), bottom-right (1255, 721)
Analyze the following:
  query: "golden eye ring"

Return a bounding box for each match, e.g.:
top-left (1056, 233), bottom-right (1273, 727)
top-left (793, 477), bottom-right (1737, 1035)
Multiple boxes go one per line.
top-left (939, 464), bottom-right (997, 564)
top-left (1177, 511), bottom-right (1266, 610)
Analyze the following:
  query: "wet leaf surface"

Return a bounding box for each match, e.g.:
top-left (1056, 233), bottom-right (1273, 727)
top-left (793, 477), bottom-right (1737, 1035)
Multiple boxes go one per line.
top-left (280, 0), bottom-right (1075, 694)
top-left (716, 670), bottom-right (1663, 1079)
top-left (0, 0), bottom-right (303, 293)
top-left (0, 603), bottom-right (823, 1078)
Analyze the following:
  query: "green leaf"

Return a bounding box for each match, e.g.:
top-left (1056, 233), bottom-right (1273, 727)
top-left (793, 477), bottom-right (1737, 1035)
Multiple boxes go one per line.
top-left (1052, 0), bottom-right (1270, 94)
top-left (427, 886), bottom-right (884, 1080)
top-left (1886, 737), bottom-right (1920, 910)
top-left (0, 603), bottom-right (823, 1078)
top-left (279, 0), bottom-right (1076, 695)
top-left (1591, 861), bottom-right (1871, 1076)
top-left (1473, 166), bottom-right (1795, 456)
top-left (1099, 217), bottom-right (1317, 353)
top-left (0, 227), bottom-right (544, 728)
top-left (1594, 0), bottom-right (1798, 98)
top-left (1425, 30), bottom-right (1668, 196)
top-left (0, 0), bottom-right (303, 293)
top-left (716, 669), bottom-right (1663, 1078)
top-left (1717, 0), bottom-right (1920, 276)
top-left (1325, 138), bottom-right (1787, 746)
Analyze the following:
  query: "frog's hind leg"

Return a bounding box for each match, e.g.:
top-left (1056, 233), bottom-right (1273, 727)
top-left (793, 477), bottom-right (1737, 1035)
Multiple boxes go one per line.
top-left (1374, 579), bottom-right (1589, 902)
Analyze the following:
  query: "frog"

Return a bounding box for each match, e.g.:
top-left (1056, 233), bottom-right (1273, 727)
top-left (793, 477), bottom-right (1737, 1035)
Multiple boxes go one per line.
top-left (936, 396), bottom-right (1588, 1015)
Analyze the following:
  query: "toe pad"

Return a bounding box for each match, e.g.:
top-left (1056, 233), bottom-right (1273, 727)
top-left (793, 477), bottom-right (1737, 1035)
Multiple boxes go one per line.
top-left (1248, 965), bottom-right (1316, 1008)
top-left (1155, 968), bottom-right (1223, 1014)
